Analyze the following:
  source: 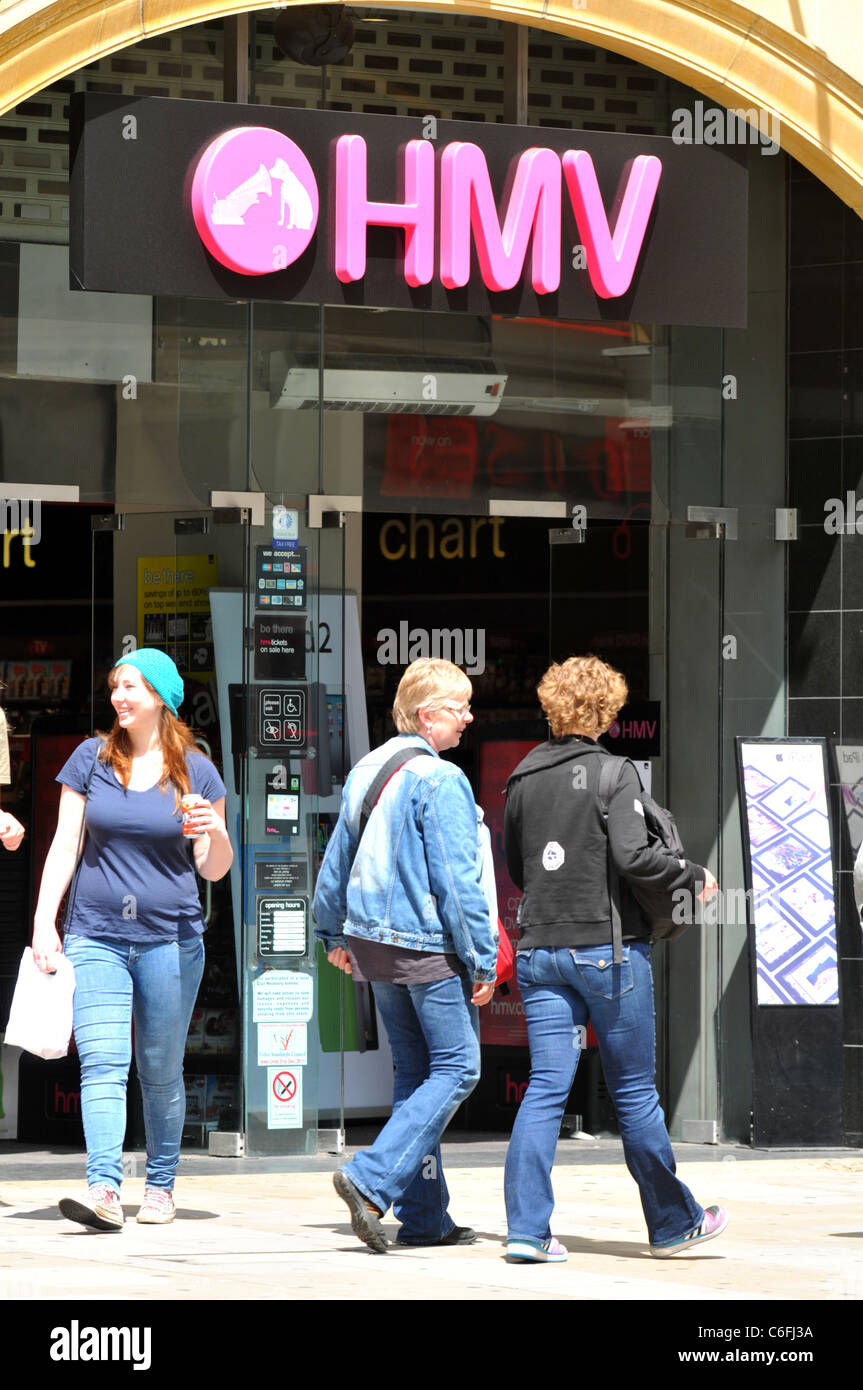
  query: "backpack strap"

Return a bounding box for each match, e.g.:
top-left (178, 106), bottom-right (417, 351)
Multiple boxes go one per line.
top-left (597, 756), bottom-right (627, 966)
top-left (356, 746), bottom-right (428, 848)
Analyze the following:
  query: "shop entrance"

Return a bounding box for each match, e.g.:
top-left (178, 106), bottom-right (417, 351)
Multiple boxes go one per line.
top-left (103, 508), bottom-right (245, 1151)
top-left (9, 300), bottom-right (658, 1153)
top-left (359, 533), bottom-right (652, 1131)
top-left (94, 501), bottom-right (353, 1157)
top-left (14, 495), bottom-right (354, 1157)
top-left (15, 504), bottom-right (249, 1148)
top-left (352, 309), bottom-right (656, 1131)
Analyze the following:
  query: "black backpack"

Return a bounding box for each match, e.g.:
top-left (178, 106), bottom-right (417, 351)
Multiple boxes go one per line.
top-left (597, 756), bottom-right (695, 963)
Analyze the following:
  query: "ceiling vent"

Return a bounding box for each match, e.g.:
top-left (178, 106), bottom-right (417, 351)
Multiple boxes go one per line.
top-left (269, 353), bottom-right (507, 417)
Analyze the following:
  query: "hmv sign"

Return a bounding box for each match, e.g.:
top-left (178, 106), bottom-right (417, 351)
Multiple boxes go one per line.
top-left (70, 94), bottom-right (747, 325)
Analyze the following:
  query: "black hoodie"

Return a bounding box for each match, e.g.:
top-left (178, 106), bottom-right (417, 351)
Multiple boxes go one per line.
top-left (504, 736), bottom-right (703, 951)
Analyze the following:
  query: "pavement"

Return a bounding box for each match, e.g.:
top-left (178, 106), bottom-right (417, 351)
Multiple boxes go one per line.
top-left (1, 1131), bottom-right (861, 1328)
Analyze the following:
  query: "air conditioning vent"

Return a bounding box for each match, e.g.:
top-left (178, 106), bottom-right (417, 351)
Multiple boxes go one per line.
top-left (270, 353), bottom-right (507, 416)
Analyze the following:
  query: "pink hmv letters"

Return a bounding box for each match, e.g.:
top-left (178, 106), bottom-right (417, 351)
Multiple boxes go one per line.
top-left (191, 126), bottom-right (661, 299)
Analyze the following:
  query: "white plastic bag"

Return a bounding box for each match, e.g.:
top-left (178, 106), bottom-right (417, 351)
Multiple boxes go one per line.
top-left (3, 948), bottom-right (75, 1059)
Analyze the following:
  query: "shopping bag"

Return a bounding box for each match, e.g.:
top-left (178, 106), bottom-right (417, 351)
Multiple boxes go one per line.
top-left (3, 948), bottom-right (75, 1059)
top-left (495, 917), bottom-right (515, 987)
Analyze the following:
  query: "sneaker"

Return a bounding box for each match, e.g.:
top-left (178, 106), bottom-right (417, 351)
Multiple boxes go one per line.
top-left (333, 1169), bottom-right (389, 1254)
top-left (396, 1225), bottom-right (477, 1248)
top-left (136, 1187), bottom-right (176, 1224)
top-left (505, 1236), bottom-right (568, 1263)
top-left (58, 1184), bottom-right (124, 1232)
top-left (650, 1205), bottom-right (729, 1257)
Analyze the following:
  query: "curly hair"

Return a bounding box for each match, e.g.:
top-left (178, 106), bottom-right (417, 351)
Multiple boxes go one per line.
top-left (537, 655), bottom-right (628, 738)
top-left (392, 659), bottom-right (472, 734)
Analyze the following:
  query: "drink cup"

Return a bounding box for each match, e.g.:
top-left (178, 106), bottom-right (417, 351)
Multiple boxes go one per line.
top-left (181, 794), bottom-right (207, 837)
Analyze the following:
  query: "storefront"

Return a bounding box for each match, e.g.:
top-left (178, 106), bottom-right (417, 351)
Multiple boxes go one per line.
top-left (0, 5), bottom-right (859, 1153)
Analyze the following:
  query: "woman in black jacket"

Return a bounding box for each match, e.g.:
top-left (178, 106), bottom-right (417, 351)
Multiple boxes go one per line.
top-left (503, 655), bottom-right (727, 1262)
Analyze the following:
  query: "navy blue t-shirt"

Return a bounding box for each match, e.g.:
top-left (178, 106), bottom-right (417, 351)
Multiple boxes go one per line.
top-left (58, 737), bottom-right (227, 943)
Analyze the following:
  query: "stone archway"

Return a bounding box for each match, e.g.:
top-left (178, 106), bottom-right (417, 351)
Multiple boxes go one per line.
top-left (1, 0), bottom-right (862, 212)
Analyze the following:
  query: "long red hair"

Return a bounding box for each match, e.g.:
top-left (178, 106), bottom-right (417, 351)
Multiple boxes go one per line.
top-left (100, 667), bottom-right (200, 811)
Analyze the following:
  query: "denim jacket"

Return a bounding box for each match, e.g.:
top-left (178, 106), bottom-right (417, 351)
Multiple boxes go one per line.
top-left (312, 734), bottom-right (498, 983)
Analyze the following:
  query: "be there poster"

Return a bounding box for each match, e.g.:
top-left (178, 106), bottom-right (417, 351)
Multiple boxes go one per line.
top-left (136, 554), bottom-right (218, 682)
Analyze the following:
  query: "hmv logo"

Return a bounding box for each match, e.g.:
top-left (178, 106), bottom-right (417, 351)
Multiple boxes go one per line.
top-left (192, 127), bottom-right (319, 275)
top-left (191, 124), bottom-right (662, 299)
top-left (73, 94), bottom-right (748, 325)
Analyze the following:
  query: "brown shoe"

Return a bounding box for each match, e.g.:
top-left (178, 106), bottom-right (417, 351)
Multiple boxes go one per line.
top-left (333, 1169), bottom-right (389, 1253)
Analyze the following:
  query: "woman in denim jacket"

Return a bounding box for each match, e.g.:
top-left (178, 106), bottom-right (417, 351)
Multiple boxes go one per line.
top-left (313, 658), bottom-right (497, 1253)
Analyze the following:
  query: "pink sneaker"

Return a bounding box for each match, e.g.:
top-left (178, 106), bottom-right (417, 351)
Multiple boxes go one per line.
top-left (136, 1187), bottom-right (176, 1224)
top-left (650, 1205), bottom-right (729, 1257)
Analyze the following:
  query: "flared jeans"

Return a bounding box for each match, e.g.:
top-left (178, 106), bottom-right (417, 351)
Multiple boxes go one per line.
top-left (505, 943), bottom-right (704, 1247)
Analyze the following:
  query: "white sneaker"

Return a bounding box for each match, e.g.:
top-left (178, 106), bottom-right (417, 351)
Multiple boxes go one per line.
top-left (59, 1184), bottom-right (124, 1231)
top-left (650, 1205), bottom-right (729, 1257)
top-left (505, 1236), bottom-right (568, 1263)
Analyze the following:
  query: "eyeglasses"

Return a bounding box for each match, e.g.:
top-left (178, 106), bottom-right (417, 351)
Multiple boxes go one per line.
top-left (440, 700), bottom-right (471, 717)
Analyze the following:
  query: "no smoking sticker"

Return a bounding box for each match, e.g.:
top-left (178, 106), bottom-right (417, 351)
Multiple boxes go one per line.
top-left (267, 1065), bottom-right (303, 1129)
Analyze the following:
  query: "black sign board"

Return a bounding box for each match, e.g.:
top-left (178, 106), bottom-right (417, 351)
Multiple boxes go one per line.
top-left (70, 94), bottom-right (748, 326)
top-left (599, 701), bottom-right (661, 759)
top-left (257, 896), bottom-right (307, 957)
top-left (257, 687), bottom-right (306, 753)
top-left (256, 545), bottom-right (306, 612)
top-left (255, 859), bottom-right (308, 892)
top-left (254, 614), bottom-right (306, 681)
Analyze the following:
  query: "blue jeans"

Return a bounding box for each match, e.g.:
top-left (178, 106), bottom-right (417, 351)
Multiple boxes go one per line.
top-left (343, 973), bottom-right (481, 1241)
top-left (64, 934), bottom-right (205, 1193)
top-left (504, 943), bottom-right (704, 1247)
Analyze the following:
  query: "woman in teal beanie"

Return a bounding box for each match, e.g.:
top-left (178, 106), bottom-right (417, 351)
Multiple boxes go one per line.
top-left (32, 648), bottom-right (233, 1231)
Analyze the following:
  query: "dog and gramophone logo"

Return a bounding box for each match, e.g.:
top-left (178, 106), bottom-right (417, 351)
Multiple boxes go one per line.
top-left (191, 126), bottom-right (319, 276)
top-left (187, 120), bottom-right (663, 296)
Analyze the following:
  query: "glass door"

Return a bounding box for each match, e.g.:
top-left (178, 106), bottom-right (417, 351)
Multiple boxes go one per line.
top-left (351, 305), bottom-right (663, 1132)
top-left (92, 505), bottom-right (245, 1154)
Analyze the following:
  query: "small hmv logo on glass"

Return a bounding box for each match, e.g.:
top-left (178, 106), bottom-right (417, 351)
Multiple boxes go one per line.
top-left (191, 126), bottom-right (319, 275)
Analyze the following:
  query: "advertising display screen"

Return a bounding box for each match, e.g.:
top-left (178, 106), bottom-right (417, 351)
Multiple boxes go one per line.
top-left (737, 738), bottom-right (839, 1007)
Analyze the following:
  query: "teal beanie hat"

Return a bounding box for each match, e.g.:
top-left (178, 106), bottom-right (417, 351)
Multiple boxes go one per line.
top-left (114, 648), bottom-right (184, 716)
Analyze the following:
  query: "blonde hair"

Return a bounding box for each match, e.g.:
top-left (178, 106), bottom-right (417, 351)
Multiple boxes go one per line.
top-left (392, 659), bottom-right (472, 734)
top-left (537, 655), bottom-right (628, 738)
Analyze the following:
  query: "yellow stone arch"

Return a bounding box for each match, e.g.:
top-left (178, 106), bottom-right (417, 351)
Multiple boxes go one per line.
top-left (2, 0), bottom-right (863, 215)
